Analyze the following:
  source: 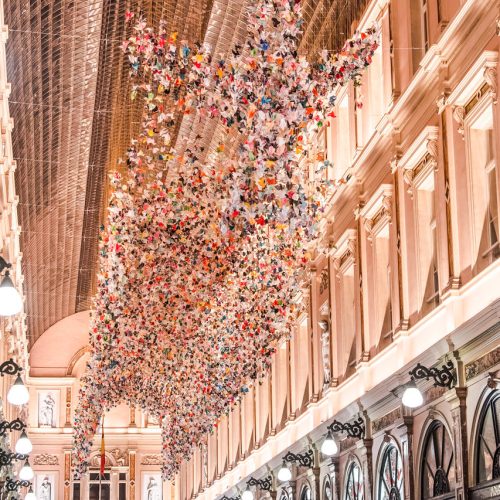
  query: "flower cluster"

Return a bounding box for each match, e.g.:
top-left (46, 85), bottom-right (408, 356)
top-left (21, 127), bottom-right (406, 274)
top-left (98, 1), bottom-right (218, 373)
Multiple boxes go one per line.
top-left (73, 0), bottom-right (378, 479)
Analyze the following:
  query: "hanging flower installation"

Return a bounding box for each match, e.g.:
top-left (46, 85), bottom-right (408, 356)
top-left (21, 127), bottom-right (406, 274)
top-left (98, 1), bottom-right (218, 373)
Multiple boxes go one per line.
top-left (73, 0), bottom-right (378, 479)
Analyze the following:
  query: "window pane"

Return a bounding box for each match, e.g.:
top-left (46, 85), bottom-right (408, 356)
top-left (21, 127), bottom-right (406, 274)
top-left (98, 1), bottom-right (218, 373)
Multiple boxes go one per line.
top-left (72, 483), bottom-right (80, 500)
top-left (477, 395), bottom-right (500, 483)
top-left (119, 483), bottom-right (127, 500)
top-left (100, 483), bottom-right (111, 500)
top-left (89, 484), bottom-right (100, 500)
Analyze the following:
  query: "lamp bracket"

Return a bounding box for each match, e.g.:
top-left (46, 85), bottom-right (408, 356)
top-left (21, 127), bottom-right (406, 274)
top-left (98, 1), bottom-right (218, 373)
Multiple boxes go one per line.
top-left (328, 417), bottom-right (365, 439)
top-left (247, 474), bottom-right (272, 491)
top-left (0, 418), bottom-right (26, 436)
top-left (282, 449), bottom-right (314, 468)
top-left (0, 358), bottom-right (23, 377)
top-left (0, 449), bottom-right (28, 466)
top-left (0, 256), bottom-right (11, 274)
top-left (5, 477), bottom-right (31, 492)
top-left (409, 361), bottom-right (456, 389)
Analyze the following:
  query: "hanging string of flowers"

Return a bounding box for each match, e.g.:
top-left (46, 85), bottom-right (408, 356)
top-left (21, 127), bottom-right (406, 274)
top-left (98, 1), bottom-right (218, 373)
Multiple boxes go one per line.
top-left (73, 0), bottom-right (378, 479)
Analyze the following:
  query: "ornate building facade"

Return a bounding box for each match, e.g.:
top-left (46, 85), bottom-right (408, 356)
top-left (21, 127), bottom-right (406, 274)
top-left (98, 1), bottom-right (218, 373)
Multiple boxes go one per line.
top-left (17, 0), bottom-right (500, 499)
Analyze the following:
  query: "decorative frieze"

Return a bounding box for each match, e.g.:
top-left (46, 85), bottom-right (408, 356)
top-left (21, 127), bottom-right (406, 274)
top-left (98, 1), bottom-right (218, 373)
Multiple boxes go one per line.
top-left (33, 453), bottom-right (59, 466)
top-left (372, 407), bottom-right (402, 434)
top-left (465, 348), bottom-right (500, 381)
top-left (141, 454), bottom-right (163, 466)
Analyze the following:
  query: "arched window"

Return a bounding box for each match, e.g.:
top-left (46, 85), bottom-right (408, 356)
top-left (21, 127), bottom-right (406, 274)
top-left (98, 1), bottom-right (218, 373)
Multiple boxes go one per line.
top-left (378, 444), bottom-right (403, 500)
top-left (279, 491), bottom-right (290, 500)
top-left (345, 461), bottom-right (364, 500)
top-left (476, 391), bottom-right (500, 483)
top-left (301, 485), bottom-right (312, 500)
top-left (420, 421), bottom-right (455, 499)
top-left (323, 476), bottom-right (333, 500)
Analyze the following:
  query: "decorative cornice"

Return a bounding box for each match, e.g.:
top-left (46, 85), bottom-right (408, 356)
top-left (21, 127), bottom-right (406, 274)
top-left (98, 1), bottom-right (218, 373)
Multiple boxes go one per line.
top-left (446, 50), bottom-right (498, 107)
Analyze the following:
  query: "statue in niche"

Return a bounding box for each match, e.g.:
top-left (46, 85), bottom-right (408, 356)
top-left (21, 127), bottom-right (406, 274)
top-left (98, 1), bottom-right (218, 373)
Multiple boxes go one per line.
top-left (319, 320), bottom-right (331, 386)
top-left (39, 476), bottom-right (52, 500)
top-left (202, 446), bottom-right (208, 486)
top-left (146, 476), bottom-right (161, 500)
top-left (38, 392), bottom-right (56, 428)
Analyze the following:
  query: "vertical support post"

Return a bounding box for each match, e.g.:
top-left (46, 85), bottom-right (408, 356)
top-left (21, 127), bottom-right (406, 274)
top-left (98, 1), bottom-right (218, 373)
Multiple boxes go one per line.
top-left (129, 450), bottom-right (136, 500)
top-left (395, 415), bottom-right (415, 500)
top-left (65, 388), bottom-right (72, 427)
top-left (64, 449), bottom-right (72, 500)
top-left (358, 438), bottom-right (373, 500)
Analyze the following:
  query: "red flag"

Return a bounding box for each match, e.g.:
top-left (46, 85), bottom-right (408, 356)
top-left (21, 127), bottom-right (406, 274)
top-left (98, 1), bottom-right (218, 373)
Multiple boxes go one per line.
top-left (100, 418), bottom-right (105, 477)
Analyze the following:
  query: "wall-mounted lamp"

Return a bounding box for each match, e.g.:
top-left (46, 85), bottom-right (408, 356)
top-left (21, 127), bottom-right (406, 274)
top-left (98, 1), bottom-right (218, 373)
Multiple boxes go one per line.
top-left (320, 417), bottom-right (364, 458)
top-left (19, 458), bottom-right (34, 481)
top-left (25, 486), bottom-right (37, 500)
top-left (401, 361), bottom-right (456, 408)
top-left (0, 256), bottom-right (22, 316)
top-left (320, 431), bottom-right (338, 456)
top-left (15, 430), bottom-right (33, 455)
top-left (242, 475), bottom-right (273, 500)
top-left (0, 358), bottom-right (29, 407)
top-left (277, 449), bottom-right (313, 482)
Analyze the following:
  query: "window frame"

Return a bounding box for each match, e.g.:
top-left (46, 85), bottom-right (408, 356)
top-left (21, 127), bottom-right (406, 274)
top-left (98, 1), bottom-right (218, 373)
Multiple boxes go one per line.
top-left (300, 483), bottom-right (312, 500)
top-left (419, 420), bottom-right (455, 500)
top-left (463, 91), bottom-right (499, 271)
top-left (344, 459), bottom-right (364, 500)
top-left (323, 475), bottom-right (333, 500)
top-left (474, 390), bottom-right (500, 486)
top-left (377, 443), bottom-right (404, 500)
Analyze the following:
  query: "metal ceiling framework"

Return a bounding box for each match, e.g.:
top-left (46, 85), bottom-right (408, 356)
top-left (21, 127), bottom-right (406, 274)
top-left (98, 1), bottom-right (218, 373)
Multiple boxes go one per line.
top-left (4, 0), bottom-right (369, 348)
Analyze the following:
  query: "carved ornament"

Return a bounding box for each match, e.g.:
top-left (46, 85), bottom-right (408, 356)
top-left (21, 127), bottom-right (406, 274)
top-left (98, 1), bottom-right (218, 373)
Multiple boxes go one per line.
top-left (140, 454), bottom-right (163, 466)
top-left (319, 269), bottom-right (329, 295)
top-left (452, 106), bottom-right (465, 138)
top-left (33, 454), bottom-right (59, 466)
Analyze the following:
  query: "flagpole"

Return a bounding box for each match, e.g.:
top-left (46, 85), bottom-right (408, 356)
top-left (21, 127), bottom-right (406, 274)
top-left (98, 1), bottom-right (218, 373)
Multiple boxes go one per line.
top-left (99, 414), bottom-right (105, 495)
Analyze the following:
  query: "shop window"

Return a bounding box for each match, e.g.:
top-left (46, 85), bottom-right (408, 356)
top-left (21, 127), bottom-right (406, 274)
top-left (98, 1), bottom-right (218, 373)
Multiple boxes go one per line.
top-left (378, 444), bottom-right (403, 500)
top-left (475, 391), bottom-right (500, 484)
top-left (345, 461), bottom-right (364, 500)
top-left (279, 491), bottom-right (290, 500)
top-left (465, 102), bottom-right (499, 273)
top-left (420, 421), bottom-right (455, 499)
